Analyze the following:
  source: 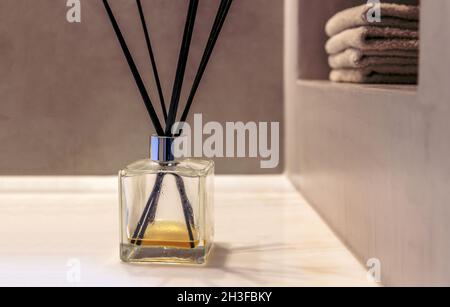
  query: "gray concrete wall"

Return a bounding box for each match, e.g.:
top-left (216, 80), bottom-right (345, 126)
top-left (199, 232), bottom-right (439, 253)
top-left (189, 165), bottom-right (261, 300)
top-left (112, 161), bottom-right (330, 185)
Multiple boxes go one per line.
top-left (286, 0), bottom-right (450, 286)
top-left (0, 0), bottom-right (283, 175)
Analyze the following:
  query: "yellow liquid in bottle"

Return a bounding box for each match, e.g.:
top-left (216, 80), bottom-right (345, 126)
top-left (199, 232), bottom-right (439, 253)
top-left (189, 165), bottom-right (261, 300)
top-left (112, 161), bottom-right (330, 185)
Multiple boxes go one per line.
top-left (131, 220), bottom-right (199, 249)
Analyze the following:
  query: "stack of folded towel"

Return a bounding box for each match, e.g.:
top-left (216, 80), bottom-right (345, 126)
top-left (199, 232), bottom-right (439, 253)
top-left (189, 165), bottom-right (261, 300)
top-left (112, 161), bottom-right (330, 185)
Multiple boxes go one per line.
top-left (325, 3), bottom-right (420, 84)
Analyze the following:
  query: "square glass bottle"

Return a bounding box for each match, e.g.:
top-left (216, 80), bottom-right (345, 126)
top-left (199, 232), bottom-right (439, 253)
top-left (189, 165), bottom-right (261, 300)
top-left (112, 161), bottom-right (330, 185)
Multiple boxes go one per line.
top-left (119, 136), bottom-right (214, 265)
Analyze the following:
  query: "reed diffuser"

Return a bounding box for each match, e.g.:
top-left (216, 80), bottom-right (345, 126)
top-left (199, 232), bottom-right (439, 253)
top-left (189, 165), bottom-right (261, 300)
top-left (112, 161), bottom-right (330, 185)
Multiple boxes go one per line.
top-left (103, 0), bottom-right (233, 265)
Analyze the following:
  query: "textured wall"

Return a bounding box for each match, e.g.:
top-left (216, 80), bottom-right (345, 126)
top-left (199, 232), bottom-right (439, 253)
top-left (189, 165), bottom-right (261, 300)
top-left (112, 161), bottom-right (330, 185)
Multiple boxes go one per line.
top-left (0, 0), bottom-right (283, 175)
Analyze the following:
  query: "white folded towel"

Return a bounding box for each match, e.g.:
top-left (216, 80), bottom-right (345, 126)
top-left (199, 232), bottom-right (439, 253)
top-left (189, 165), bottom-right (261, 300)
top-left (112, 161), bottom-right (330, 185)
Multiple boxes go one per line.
top-left (330, 65), bottom-right (418, 84)
top-left (325, 4), bottom-right (420, 84)
top-left (326, 26), bottom-right (419, 55)
top-left (326, 3), bottom-right (419, 37)
top-left (329, 48), bottom-right (418, 69)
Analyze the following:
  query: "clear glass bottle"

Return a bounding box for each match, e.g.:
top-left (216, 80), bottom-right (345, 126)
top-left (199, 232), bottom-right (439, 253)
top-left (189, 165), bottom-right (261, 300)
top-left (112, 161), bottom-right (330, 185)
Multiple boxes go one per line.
top-left (119, 136), bottom-right (214, 265)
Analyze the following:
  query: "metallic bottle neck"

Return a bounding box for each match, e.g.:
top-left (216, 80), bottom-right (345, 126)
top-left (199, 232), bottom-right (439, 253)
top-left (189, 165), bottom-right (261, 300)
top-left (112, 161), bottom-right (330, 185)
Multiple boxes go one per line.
top-left (150, 136), bottom-right (177, 163)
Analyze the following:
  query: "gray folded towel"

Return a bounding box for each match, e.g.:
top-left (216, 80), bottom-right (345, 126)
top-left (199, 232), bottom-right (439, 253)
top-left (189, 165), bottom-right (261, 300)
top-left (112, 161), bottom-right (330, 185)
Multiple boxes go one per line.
top-left (326, 26), bottom-right (419, 55)
top-left (329, 48), bottom-right (418, 69)
top-left (330, 65), bottom-right (418, 84)
top-left (326, 3), bottom-right (419, 37)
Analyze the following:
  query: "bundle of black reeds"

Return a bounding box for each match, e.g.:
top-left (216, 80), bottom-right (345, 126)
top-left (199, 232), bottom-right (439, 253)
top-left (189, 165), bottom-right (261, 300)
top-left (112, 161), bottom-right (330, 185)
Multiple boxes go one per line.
top-left (103, 0), bottom-right (233, 247)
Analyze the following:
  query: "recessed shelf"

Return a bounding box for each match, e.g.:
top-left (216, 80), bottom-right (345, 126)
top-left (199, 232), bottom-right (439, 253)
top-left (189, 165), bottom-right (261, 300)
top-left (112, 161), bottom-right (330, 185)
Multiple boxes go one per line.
top-left (297, 79), bottom-right (418, 96)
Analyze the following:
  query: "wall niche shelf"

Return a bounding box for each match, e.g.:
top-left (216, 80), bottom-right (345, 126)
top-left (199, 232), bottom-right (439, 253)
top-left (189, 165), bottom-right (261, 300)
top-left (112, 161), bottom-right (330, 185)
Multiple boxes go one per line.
top-left (297, 80), bottom-right (418, 96)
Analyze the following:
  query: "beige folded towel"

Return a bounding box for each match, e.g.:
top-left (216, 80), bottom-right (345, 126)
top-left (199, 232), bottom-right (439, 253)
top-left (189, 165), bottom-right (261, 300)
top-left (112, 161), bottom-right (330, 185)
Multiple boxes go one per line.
top-left (326, 26), bottom-right (419, 55)
top-left (326, 3), bottom-right (419, 37)
top-left (329, 48), bottom-right (418, 69)
top-left (330, 66), bottom-right (418, 84)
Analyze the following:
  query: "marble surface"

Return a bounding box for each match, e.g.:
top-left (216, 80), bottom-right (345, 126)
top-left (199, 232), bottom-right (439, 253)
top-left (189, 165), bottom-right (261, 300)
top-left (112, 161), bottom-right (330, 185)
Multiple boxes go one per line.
top-left (0, 176), bottom-right (377, 287)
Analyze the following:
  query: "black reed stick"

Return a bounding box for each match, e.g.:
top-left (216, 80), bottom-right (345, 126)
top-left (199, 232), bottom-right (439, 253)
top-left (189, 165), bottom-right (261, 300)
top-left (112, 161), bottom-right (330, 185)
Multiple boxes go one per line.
top-left (104, 1), bottom-right (233, 250)
top-left (131, 173), bottom-right (196, 248)
top-left (165, 0), bottom-right (199, 136)
top-left (174, 175), bottom-right (195, 227)
top-left (103, 0), bottom-right (164, 136)
top-left (131, 173), bottom-right (165, 245)
top-left (136, 0), bottom-right (168, 122)
top-left (174, 174), bottom-right (196, 248)
top-left (180, 0), bottom-right (233, 123)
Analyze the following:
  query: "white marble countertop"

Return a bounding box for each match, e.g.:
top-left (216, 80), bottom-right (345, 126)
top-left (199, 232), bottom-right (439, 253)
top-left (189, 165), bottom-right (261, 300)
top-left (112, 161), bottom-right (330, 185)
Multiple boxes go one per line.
top-left (0, 176), bottom-right (376, 287)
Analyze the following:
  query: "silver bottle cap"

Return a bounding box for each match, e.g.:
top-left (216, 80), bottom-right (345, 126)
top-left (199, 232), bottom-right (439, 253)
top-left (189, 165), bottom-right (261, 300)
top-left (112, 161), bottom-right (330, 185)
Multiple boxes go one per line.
top-left (151, 136), bottom-right (176, 162)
